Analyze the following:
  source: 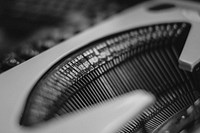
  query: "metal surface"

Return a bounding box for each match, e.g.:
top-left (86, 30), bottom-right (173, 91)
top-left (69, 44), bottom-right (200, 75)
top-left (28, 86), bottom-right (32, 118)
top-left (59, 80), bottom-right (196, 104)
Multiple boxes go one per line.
top-left (1, 0), bottom-right (200, 133)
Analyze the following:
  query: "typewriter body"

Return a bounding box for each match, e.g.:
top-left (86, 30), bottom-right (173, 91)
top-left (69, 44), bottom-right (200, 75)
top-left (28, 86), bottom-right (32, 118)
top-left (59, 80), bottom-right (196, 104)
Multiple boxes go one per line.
top-left (1, 0), bottom-right (200, 133)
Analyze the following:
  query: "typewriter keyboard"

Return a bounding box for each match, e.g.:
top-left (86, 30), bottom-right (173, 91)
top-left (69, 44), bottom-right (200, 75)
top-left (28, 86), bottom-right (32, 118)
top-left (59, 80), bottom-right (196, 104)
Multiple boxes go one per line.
top-left (0, 0), bottom-right (144, 73)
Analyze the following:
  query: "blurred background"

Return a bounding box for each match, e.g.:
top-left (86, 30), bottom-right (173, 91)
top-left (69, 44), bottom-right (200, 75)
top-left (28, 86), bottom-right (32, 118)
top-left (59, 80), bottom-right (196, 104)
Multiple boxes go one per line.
top-left (0, 0), bottom-right (147, 73)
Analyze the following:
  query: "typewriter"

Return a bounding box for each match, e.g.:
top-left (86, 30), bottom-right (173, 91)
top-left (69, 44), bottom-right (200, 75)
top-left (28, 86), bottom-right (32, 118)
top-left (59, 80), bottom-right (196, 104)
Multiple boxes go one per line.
top-left (1, 0), bottom-right (200, 133)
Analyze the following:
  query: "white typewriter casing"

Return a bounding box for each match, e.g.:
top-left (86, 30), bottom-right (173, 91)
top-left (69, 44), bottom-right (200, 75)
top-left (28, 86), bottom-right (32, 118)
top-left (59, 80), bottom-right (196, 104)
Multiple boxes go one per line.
top-left (1, 0), bottom-right (200, 133)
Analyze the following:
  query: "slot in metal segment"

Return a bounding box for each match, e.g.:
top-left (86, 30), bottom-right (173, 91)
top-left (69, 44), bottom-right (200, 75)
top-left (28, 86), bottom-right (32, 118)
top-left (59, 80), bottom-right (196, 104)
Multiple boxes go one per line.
top-left (20, 22), bottom-right (198, 133)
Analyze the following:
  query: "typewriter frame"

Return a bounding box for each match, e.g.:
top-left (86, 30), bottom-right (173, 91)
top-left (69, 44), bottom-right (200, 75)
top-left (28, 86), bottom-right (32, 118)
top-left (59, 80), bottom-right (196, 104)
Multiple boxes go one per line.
top-left (1, 0), bottom-right (200, 133)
